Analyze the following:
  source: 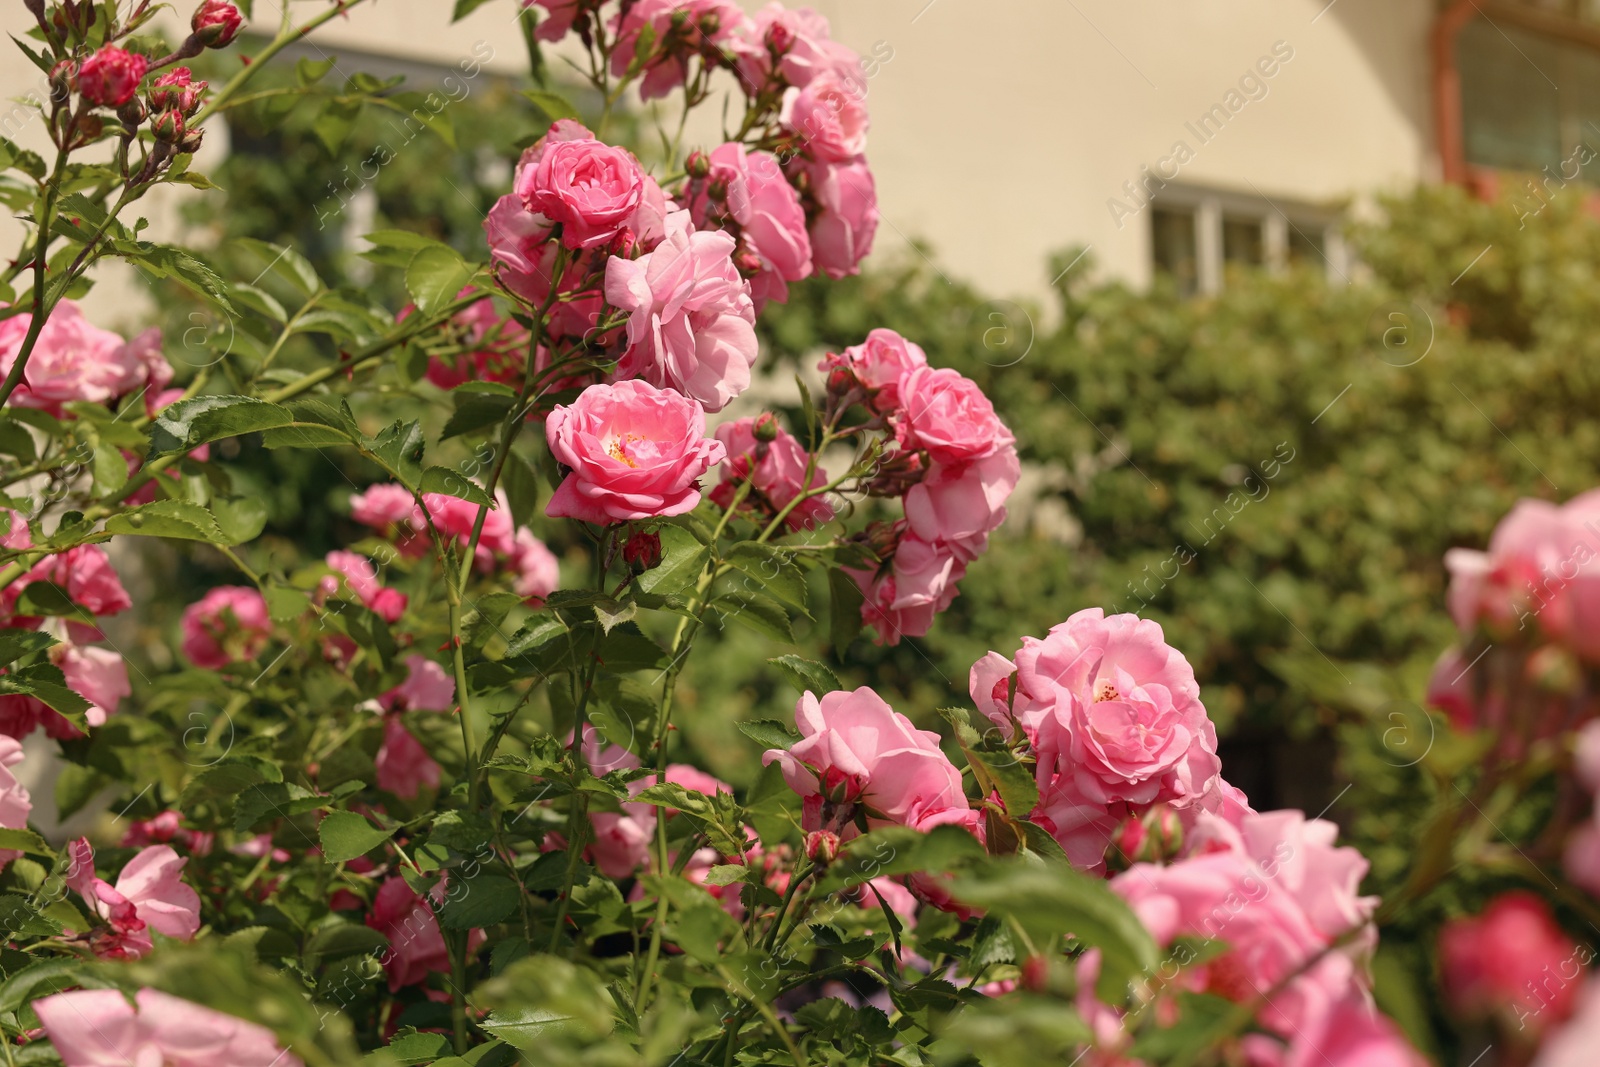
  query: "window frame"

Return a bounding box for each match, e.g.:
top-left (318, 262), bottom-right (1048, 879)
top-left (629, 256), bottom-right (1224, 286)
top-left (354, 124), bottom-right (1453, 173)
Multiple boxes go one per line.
top-left (1146, 183), bottom-right (1347, 295)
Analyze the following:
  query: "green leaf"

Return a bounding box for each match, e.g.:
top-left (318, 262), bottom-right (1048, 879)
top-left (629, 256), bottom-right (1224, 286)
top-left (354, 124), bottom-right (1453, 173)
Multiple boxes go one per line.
top-left (264, 586), bottom-right (312, 622)
top-left (949, 858), bottom-right (1161, 1000)
top-left (437, 873), bottom-right (520, 930)
top-left (105, 500), bottom-right (231, 544)
top-left (441, 391), bottom-right (516, 440)
top-left (114, 242), bottom-right (236, 314)
top-left (712, 590), bottom-right (794, 643)
top-left (406, 246), bottom-right (473, 317)
top-left (518, 89), bottom-right (580, 121)
top-left (0, 629), bottom-right (56, 669)
top-left (768, 654), bottom-right (840, 696)
top-left (233, 782), bottom-right (328, 833)
top-left (418, 466), bottom-right (493, 506)
top-left (359, 229), bottom-right (454, 269)
top-left (368, 421), bottom-right (426, 486)
top-left (0, 893), bottom-right (62, 938)
top-left (634, 526), bottom-right (709, 597)
top-left (319, 811), bottom-right (396, 863)
top-left (312, 97), bottom-right (364, 155)
top-left (0, 829), bottom-right (52, 858)
top-left (211, 497), bottom-right (269, 545)
top-left (828, 568), bottom-right (865, 654)
top-left (452, 0), bottom-right (496, 17)
top-left (725, 543), bottom-right (810, 614)
top-left (0, 663), bottom-right (91, 727)
top-left (296, 56), bottom-right (338, 86)
top-left (236, 237), bottom-right (323, 296)
top-left (501, 449), bottom-right (540, 528)
top-left (179, 760), bottom-right (270, 810)
top-left (148, 395), bottom-right (296, 456)
top-left (735, 718), bottom-right (800, 750)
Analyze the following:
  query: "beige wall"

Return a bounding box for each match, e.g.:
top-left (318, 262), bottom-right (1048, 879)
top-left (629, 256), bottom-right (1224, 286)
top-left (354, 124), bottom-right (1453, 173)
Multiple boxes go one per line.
top-left (0, 0), bottom-right (1437, 311)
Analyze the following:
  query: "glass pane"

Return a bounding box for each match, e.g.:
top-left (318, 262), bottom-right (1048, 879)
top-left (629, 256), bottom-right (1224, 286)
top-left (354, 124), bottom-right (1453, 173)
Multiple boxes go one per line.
top-left (1222, 217), bottom-right (1264, 265)
top-left (1151, 207), bottom-right (1198, 297)
top-left (1287, 223), bottom-right (1326, 266)
top-left (1459, 19), bottom-right (1563, 171)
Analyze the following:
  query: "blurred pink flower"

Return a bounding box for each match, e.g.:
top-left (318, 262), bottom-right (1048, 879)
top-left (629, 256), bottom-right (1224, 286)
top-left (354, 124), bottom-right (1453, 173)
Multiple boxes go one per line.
top-left (35, 987), bottom-right (302, 1067)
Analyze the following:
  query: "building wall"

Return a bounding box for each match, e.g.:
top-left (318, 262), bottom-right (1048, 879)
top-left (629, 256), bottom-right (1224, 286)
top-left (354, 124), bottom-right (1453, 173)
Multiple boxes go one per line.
top-left (0, 0), bottom-right (1438, 313)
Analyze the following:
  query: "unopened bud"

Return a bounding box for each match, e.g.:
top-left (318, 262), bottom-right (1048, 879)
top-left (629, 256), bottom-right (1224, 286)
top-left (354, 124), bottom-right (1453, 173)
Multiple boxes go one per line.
top-left (804, 829), bottom-right (840, 865)
top-left (178, 129), bottom-right (205, 154)
top-left (1021, 954), bottom-right (1048, 992)
top-left (608, 228), bottom-right (636, 259)
top-left (151, 108), bottom-right (184, 143)
top-left (49, 60), bottom-right (75, 101)
top-left (191, 0), bottom-right (243, 47)
top-left (1528, 644), bottom-right (1581, 695)
top-left (697, 12), bottom-right (720, 37)
top-left (752, 412), bottom-right (779, 443)
top-left (767, 22), bottom-right (793, 55)
top-left (116, 98), bottom-right (146, 128)
top-left (622, 530), bottom-right (662, 574)
top-left (734, 250), bottom-right (763, 277)
top-left (685, 149), bottom-right (711, 180)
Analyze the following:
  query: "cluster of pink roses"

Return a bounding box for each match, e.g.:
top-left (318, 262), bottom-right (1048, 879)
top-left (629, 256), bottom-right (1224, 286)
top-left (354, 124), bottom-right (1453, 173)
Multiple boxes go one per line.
top-left (817, 330), bottom-right (1020, 644)
top-left (348, 483), bottom-right (559, 602)
top-left (759, 608), bottom-right (1422, 1064)
top-left (710, 413), bottom-right (835, 532)
top-left (0, 512), bottom-right (134, 740)
top-left (0, 299), bottom-right (172, 417)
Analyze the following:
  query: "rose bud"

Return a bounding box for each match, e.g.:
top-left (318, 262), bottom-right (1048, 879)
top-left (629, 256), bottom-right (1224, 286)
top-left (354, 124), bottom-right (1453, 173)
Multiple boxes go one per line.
top-left (804, 829), bottom-right (840, 866)
top-left (752, 413), bottom-right (779, 443)
top-left (607, 227), bottom-right (637, 260)
top-left (622, 530), bottom-right (662, 574)
top-left (766, 22), bottom-right (793, 56)
top-left (49, 60), bottom-right (75, 102)
top-left (116, 98), bottom-right (147, 128)
top-left (697, 12), bottom-right (720, 37)
top-left (191, 0), bottom-right (244, 47)
top-left (685, 149), bottom-right (710, 180)
top-left (77, 46), bottom-right (149, 108)
top-left (178, 129), bottom-right (205, 154)
top-left (1020, 954), bottom-right (1049, 993)
top-left (151, 108), bottom-right (184, 144)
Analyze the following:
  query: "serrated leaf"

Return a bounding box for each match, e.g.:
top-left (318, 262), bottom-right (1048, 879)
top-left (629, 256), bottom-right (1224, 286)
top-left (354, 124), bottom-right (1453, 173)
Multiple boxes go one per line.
top-left (0, 628), bottom-right (56, 669)
top-left (437, 873), bottom-right (520, 930)
top-left (148, 395), bottom-right (296, 456)
top-left (406, 246), bottom-right (472, 317)
top-left (418, 466), bottom-right (493, 506)
top-left (768, 654), bottom-right (840, 695)
top-left (319, 810), bottom-right (395, 863)
top-left (724, 543), bottom-right (809, 614)
top-left (712, 590), bottom-right (794, 643)
top-left (105, 500), bottom-right (231, 544)
top-left (735, 718), bottom-right (800, 750)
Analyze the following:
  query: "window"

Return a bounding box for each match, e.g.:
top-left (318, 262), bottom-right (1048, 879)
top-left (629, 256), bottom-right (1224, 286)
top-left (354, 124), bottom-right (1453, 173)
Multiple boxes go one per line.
top-left (1147, 185), bottom-right (1344, 295)
top-left (1458, 17), bottom-right (1600, 174)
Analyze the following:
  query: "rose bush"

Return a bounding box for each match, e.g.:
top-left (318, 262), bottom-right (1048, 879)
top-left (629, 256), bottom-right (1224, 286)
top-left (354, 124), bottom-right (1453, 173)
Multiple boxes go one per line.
top-left (0, 2), bottom-right (1583, 1066)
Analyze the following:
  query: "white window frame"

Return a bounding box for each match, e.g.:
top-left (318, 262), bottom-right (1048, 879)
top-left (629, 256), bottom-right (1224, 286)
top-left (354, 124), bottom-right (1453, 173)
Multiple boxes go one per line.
top-left (1149, 184), bottom-right (1348, 295)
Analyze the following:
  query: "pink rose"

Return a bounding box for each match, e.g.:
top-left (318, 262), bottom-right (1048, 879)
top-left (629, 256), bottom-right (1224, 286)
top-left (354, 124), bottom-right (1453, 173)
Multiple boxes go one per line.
top-left (366, 876), bottom-right (452, 991)
top-left (66, 839), bottom-right (202, 959)
top-left (817, 328), bottom-right (927, 413)
top-left (898, 366), bottom-right (1013, 467)
top-left (782, 70), bottom-right (869, 162)
top-left (1113, 808), bottom-right (1378, 1043)
top-left (574, 726), bottom-right (656, 877)
top-left (1023, 608), bottom-right (1221, 808)
top-left (1537, 980), bottom-right (1600, 1067)
top-left (58, 643), bottom-right (131, 732)
top-left (180, 586), bottom-right (272, 669)
top-left (802, 157), bottom-right (878, 279)
top-left (5, 545), bottom-right (133, 620)
top-left (0, 302), bottom-right (169, 415)
top-left (383, 654), bottom-right (456, 712)
top-left (1030, 774), bottom-right (1121, 874)
top-left (1, 509), bottom-right (29, 550)
top-left (511, 528), bottom-right (561, 603)
top-left (969, 650), bottom-right (1018, 735)
top-left (36, 988), bottom-right (303, 1067)
top-left (1440, 891), bottom-right (1584, 1034)
top-left (606, 211), bottom-right (758, 411)
top-left (483, 195), bottom-right (612, 346)
top-left (691, 144), bottom-right (812, 307)
top-left (903, 448), bottom-right (1020, 560)
top-left (852, 534), bottom-right (965, 646)
top-left (121, 810), bottom-right (212, 855)
top-left (611, 0), bottom-right (750, 100)
top-left (322, 550), bottom-right (407, 623)
top-left (375, 716), bottom-right (442, 799)
top-left (0, 737), bottom-right (30, 870)
top-left (349, 483), bottom-right (417, 529)
top-left (762, 686), bottom-right (969, 834)
top-left (515, 120), bottom-right (644, 250)
top-left (76, 46), bottom-right (149, 107)
top-left (735, 3), bottom-right (862, 91)
top-left (710, 416), bottom-right (834, 531)
top-left (524, 0), bottom-right (586, 42)
top-left (1278, 993), bottom-right (1429, 1067)
top-left (545, 379), bottom-right (727, 524)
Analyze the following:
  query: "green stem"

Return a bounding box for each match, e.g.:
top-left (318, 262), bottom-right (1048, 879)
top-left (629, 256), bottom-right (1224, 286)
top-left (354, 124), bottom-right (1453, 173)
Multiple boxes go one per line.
top-left (0, 143), bottom-right (71, 410)
top-left (189, 1), bottom-right (371, 129)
